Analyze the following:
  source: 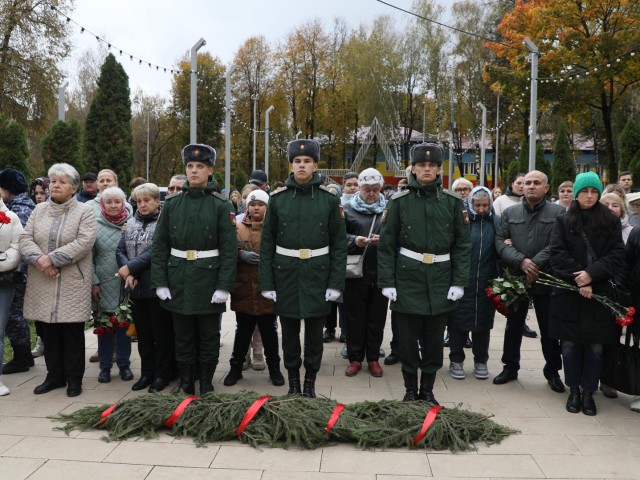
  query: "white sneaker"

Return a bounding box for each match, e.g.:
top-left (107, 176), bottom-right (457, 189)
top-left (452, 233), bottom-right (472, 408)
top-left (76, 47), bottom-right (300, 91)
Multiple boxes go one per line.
top-left (31, 336), bottom-right (44, 357)
top-left (252, 353), bottom-right (266, 371)
top-left (631, 397), bottom-right (640, 413)
top-left (0, 376), bottom-right (10, 396)
top-left (474, 362), bottom-right (490, 380)
top-left (449, 362), bottom-right (465, 380)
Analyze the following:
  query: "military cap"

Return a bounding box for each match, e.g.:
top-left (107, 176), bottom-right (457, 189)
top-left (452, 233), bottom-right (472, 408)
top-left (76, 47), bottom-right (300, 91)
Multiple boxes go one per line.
top-left (287, 139), bottom-right (320, 163)
top-left (410, 142), bottom-right (444, 166)
top-left (182, 143), bottom-right (216, 166)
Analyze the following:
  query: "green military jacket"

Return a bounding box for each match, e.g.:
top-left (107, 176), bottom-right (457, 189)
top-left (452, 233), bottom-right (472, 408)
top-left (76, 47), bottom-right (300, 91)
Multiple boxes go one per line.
top-left (151, 179), bottom-right (237, 315)
top-left (377, 174), bottom-right (471, 315)
top-left (258, 172), bottom-right (347, 319)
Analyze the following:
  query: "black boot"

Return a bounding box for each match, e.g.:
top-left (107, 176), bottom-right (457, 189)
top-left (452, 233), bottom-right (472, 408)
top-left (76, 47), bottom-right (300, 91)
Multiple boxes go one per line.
top-left (223, 362), bottom-right (243, 386)
top-left (582, 390), bottom-right (597, 416)
top-left (269, 366), bottom-right (285, 386)
top-left (303, 370), bottom-right (317, 398)
top-left (177, 364), bottom-right (195, 395)
top-left (287, 370), bottom-right (301, 395)
top-left (418, 371), bottom-right (439, 405)
top-left (402, 371), bottom-right (418, 401)
top-left (2, 344), bottom-right (31, 374)
top-left (566, 386), bottom-right (581, 413)
top-left (199, 364), bottom-right (215, 395)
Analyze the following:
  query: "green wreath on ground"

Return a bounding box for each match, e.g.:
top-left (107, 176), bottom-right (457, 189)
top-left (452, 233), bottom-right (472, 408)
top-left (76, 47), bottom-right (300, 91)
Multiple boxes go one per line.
top-left (52, 391), bottom-right (519, 452)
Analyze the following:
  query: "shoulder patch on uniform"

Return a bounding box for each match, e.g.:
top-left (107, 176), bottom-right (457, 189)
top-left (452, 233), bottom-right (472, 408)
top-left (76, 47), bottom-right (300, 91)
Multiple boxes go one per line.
top-left (381, 208), bottom-right (388, 223)
top-left (319, 185), bottom-right (337, 195)
top-left (442, 188), bottom-right (462, 200)
top-left (462, 209), bottom-right (470, 224)
top-left (270, 186), bottom-right (287, 196)
top-left (230, 211), bottom-right (236, 225)
top-left (390, 189), bottom-right (410, 200)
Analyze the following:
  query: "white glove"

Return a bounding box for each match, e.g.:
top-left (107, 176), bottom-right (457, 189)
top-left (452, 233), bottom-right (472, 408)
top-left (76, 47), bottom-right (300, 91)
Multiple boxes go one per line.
top-left (211, 289), bottom-right (230, 304)
top-left (325, 288), bottom-right (341, 302)
top-left (382, 287), bottom-right (397, 302)
top-left (447, 286), bottom-right (464, 301)
top-left (261, 290), bottom-right (277, 301)
top-left (156, 287), bottom-right (172, 301)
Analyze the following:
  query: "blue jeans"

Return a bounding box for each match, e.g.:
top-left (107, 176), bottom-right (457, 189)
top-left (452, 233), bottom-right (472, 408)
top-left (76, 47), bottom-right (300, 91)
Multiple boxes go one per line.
top-left (562, 340), bottom-right (603, 393)
top-left (0, 287), bottom-right (15, 364)
top-left (98, 325), bottom-right (131, 371)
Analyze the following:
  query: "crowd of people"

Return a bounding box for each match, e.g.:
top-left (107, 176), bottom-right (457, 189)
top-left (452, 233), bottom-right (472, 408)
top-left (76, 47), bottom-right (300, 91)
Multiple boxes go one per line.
top-left (1, 142), bottom-right (639, 418)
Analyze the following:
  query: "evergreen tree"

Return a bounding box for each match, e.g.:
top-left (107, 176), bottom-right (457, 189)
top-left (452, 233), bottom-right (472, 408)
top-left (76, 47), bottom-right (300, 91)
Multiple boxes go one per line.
top-left (628, 148), bottom-right (640, 184)
top-left (0, 116), bottom-right (29, 176)
top-left (84, 53), bottom-right (133, 185)
top-left (41, 120), bottom-right (83, 173)
top-left (550, 122), bottom-right (576, 193)
top-left (234, 168), bottom-right (248, 191)
top-left (536, 143), bottom-right (551, 181)
top-left (619, 117), bottom-right (640, 172)
top-left (505, 142), bottom-right (528, 187)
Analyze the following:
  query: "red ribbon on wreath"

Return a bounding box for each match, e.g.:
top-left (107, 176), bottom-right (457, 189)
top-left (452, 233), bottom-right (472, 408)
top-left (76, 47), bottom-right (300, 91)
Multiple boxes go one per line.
top-left (411, 405), bottom-right (444, 445)
top-left (323, 403), bottom-right (345, 434)
top-left (97, 403), bottom-right (119, 426)
top-left (163, 396), bottom-right (198, 428)
top-left (236, 396), bottom-right (272, 437)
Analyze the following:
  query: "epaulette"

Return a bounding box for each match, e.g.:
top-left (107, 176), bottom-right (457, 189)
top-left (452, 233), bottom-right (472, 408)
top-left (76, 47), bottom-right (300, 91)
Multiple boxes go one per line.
top-left (390, 189), bottom-right (410, 200)
top-left (270, 186), bottom-right (287, 196)
top-left (319, 185), bottom-right (337, 195)
top-left (442, 188), bottom-right (462, 200)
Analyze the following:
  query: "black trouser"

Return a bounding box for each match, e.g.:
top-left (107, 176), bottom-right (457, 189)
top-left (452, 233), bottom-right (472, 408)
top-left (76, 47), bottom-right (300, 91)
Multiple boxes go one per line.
top-left (501, 293), bottom-right (562, 377)
top-left (230, 312), bottom-right (280, 369)
top-left (324, 302), bottom-right (340, 332)
top-left (6, 283), bottom-right (30, 347)
top-left (132, 297), bottom-right (175, 379)
top-left (172, 313), bottom-right (221, 367)
top-left (344, 280), bottom-right (388, 363)
top-left (280, 316), bottom-right (324, 372)
top-left (395, 312), bottom-right (448, 374)
top-left (448, 328), bottom-right (491, 364)
top-left (41, 322), bottom-right (85, 385)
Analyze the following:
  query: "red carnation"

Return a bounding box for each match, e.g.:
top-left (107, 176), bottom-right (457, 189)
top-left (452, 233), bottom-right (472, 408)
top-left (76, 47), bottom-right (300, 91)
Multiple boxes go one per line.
top-left (109, 316), bottom-right (117, 325)
top-left (0, 211), bottom-right (11, 225)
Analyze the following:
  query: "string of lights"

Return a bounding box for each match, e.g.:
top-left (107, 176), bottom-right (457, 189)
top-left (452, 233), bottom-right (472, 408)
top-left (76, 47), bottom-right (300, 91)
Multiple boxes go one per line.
top-left (225, 107), bottom-right (288, 154)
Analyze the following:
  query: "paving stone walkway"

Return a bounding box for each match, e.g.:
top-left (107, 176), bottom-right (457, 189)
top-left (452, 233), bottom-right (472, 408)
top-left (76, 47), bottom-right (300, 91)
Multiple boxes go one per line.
top-left (1, 308), bottom-right (639, 479)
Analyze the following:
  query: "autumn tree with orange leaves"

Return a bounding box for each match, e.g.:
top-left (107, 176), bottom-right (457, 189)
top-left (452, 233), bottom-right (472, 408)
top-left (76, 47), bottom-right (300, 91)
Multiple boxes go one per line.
top-left (486, 0), bottom-right (640, 179)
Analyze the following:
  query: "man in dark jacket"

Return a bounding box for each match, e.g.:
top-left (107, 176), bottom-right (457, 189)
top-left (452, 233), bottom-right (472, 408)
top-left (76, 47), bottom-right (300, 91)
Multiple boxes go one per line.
top-left (259, 139), bottom-right (347, 398)
top-left (494, 170), bottom-right (566, 392)
top-left (151, 144), bottom-right (237, 395)
top-left (76, 172), bottom-right (98, 203)
top-left (378, 143), bottom-right (471, 404)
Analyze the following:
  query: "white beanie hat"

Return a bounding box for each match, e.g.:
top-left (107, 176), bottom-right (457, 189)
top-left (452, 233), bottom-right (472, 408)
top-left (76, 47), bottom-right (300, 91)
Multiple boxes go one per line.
top-left (358, 167), bottom-right (384, 187)
top-left (246, 189), bottom-right (269, 206)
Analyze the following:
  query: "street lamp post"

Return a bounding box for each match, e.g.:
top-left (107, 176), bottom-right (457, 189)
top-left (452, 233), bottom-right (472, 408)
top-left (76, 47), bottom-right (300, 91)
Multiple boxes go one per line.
top-left (190, 38), bottom-right (206, 144)
top-left (494, 95), bottom-right (500, 188)
top-left (524, 37), bottom-right (539, 172)
top-left (225, 65), bottom-right (237, 194)
top-left (58, 80), bottom-right (68, 121)
top-left (477, 102), bottom-right (487, 187)
top-left (265, 105), bottom-right (274, 179)
top-left (296, 130), bottom-right (303, 139)
top-left (251, 93), bottom-right (258, 172)
top-left (145, 109), bottom-right (150, 181)
top-left (422, 100), bottom-right (426, 142)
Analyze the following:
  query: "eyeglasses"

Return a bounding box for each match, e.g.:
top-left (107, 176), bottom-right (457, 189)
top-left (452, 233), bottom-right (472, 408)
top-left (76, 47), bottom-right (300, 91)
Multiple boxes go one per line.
top-left (455, 188), bottom-right (471, 193)
top-left (167, 186), bottom-right (179, 192)
top-left (361, 174), bottom-right (382, 182)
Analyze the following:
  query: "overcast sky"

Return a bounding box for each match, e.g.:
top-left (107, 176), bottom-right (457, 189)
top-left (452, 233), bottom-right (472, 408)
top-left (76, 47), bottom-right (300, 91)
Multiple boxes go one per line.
top-left (64, 0), bottom-right (453, 97)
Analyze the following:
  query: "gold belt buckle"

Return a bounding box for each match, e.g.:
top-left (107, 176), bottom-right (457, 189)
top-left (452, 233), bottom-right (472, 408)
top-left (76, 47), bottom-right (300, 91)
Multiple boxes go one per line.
top-left (185, 250), bottom-right (197, 261)
top-left (422, 253), bottom-right (435, 264)
top-left (299, 249), bottom-right (311, 260)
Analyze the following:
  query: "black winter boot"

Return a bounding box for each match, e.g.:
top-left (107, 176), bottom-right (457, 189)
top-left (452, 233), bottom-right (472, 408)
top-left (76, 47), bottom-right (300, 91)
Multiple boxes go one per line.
top-left (402, 371), bottom-right (419, 401)
top-left (3, 344), bottom-right (31, 374)
top-left (418, 371), bottom-right (439, 405)
top-left (582, 390), bottom-right (597, 416)
top-left (566, 386), bottom-right (581, 413)
top-left (303, 370), bottom-right (317, 398)
top-left (177, 364), bottom-right (195, 395)
top-left (199, 364), bottom-right (215, 395)
top-left (269, 367), bottom-right (285, 386)
top-left (223, 363), bottom-right (244, 386)
top-left (287, 370), bottom-right (301, 395)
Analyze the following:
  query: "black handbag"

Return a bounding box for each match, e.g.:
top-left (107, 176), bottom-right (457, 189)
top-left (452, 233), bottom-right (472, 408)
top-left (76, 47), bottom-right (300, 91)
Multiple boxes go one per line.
top-left (600, 328), bottom-right (640, 395)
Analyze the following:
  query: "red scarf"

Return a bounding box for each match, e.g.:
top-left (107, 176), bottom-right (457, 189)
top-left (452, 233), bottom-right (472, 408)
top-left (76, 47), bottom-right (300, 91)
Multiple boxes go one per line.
top-left (100, 197), bottom-right (128, 225)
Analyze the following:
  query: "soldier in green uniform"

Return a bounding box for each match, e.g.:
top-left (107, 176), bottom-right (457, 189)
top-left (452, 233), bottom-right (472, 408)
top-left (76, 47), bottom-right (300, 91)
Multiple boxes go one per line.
top-left (378, 143), bottom-right (471, 404)
top-left (151, 144), bottom-right (237, 395)
top-left (259, 139), bottom-right (347, 398)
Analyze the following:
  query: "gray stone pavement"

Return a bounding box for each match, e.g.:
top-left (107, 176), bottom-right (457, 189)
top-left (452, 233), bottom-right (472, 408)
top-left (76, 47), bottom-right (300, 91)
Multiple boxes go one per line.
top-left (1, 307), bottom-right (640, 479)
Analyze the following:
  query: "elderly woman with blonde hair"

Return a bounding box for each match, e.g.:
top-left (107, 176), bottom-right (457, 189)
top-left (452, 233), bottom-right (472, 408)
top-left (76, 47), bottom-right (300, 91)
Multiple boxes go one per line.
top-left (19, 163), bottom-right (96, 397)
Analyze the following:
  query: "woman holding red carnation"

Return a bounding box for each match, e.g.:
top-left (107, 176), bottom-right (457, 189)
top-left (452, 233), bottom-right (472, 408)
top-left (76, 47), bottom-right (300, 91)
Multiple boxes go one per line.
top-left (549, 172), bottom-right (626, 416)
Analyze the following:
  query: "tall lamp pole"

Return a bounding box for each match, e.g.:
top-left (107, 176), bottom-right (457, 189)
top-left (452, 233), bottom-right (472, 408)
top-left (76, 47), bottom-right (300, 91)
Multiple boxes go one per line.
top-left (265, 105), bottom-right (274, 179)
top-left (145, 109), bottom-right (150, 181)
top-left (296, 130), bottom-right (303, 139)
top-left (251, 93), bottom-right (258, 172)
top-left (225, 65), bottom-right (236, 195)
top-left (58, 80), bottom-right (68, 121)
top-left (524, 37), bottom-right (539, 172)
top-left (190, 38), bottom-right (206, 144)
top-left (494, 95), bottom-right (500, 188)
top-left (477, 102), bottom-right (487, 187)
top-left (422, 100), bottom-right (426, 142)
